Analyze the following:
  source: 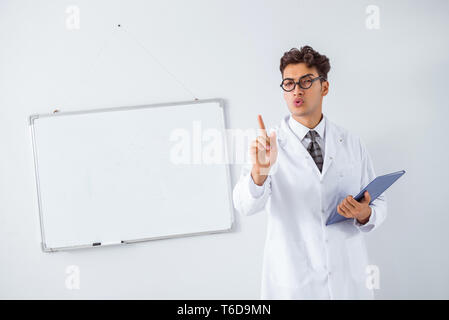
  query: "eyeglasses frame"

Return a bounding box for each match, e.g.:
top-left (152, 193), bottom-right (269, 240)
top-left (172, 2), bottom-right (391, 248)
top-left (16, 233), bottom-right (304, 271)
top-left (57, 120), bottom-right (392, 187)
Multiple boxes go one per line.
top-left (280, 74), bottom-right (326, 92)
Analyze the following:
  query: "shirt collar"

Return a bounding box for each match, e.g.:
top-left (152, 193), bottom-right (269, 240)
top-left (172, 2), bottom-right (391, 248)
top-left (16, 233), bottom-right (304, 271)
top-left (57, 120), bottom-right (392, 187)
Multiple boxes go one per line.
top-left (288, 113), bottom-right (326, 141)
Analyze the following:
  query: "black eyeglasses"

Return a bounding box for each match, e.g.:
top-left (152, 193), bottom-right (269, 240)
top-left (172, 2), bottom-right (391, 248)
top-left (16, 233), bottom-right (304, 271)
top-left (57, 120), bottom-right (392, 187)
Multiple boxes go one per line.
top-left (280, 74), bottom-right (326, 92)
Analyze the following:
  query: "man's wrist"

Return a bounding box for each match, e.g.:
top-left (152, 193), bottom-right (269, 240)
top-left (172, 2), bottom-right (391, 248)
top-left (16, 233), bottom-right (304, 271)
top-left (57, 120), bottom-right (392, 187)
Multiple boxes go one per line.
top-left (251, 166), bottom-right (268, 186)
top-left (356, 207), bottom-right (372, 225)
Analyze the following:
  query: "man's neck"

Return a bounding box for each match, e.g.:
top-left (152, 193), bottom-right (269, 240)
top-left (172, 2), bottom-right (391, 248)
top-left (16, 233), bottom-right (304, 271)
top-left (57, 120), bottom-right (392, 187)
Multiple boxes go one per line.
top-left (292, 112), bottom-right (323, 129)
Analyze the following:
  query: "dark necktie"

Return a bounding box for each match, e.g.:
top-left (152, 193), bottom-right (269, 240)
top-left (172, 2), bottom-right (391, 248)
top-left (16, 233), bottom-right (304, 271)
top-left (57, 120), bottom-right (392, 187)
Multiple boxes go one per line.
top-left (306, 130), bottom-right (323, 172)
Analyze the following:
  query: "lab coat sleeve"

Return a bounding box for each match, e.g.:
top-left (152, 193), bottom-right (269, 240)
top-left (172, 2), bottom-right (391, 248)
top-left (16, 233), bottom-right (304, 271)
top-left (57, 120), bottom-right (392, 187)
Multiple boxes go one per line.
top-left (232, 162), bottom-right (272, 216)
top-left (248, 174), bottom-right (266, 198)
top-left (353, 137), bottom-right (388, 232)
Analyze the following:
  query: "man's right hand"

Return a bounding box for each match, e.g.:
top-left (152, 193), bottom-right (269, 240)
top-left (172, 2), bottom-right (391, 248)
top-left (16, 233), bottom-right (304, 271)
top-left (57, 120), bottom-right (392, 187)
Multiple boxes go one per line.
top-left (250, 114), bottom-right (278, 186)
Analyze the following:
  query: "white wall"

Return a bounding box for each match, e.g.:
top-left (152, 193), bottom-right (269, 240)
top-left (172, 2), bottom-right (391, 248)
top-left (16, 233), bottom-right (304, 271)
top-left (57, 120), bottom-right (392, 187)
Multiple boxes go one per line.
top-left (1, 0), bottom-right (448, 299)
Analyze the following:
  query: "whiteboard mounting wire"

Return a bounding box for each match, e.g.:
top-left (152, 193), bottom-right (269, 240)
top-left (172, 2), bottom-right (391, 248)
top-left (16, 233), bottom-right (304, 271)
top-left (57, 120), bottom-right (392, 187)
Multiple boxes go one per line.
top-left (117, 24), bottom-right (199, 101)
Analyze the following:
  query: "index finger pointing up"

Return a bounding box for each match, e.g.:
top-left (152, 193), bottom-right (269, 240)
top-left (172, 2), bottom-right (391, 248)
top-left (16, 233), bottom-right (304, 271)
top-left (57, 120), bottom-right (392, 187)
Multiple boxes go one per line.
top-left (257, 114), bottom-right (270, 149)
top-left (258, 114), bottom-right (267, 135)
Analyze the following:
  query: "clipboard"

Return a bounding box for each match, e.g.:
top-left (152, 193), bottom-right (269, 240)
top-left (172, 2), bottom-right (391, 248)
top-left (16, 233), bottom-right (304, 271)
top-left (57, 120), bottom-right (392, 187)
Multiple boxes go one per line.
top-left (326, 170), bottom-right (406, 226)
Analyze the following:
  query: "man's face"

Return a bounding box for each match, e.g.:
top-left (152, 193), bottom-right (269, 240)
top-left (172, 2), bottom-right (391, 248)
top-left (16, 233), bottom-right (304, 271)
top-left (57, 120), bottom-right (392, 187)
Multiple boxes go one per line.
top-left (282, 63), bottom-right (329, 119)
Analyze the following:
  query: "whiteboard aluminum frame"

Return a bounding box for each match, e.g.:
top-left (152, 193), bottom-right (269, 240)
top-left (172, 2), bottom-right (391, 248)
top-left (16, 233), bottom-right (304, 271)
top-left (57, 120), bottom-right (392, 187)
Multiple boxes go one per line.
top-left (29, 98), bottom-right (235, 252)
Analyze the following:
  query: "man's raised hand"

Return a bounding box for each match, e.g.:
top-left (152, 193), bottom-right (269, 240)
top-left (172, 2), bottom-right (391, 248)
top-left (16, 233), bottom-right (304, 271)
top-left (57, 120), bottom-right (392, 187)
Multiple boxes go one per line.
top-left (250, 114), bottom-right (278, 185)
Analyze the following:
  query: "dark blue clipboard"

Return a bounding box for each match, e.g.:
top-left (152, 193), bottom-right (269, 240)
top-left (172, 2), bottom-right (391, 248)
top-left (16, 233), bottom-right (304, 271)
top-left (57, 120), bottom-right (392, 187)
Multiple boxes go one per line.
top-left (326, 170), bottom-right (406, 226)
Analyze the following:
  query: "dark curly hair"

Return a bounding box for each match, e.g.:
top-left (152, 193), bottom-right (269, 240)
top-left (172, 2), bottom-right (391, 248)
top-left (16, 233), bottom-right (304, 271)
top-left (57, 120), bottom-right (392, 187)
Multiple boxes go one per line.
top-left (280, 46), bottom-right (331, 80)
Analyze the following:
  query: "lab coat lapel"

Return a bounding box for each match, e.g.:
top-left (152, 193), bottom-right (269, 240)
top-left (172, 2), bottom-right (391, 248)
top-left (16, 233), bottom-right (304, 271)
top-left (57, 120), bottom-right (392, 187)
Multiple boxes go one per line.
top-left (320, 117), bottom-right (338, 179)
top-left (278, 116), bottom-right (310, 159)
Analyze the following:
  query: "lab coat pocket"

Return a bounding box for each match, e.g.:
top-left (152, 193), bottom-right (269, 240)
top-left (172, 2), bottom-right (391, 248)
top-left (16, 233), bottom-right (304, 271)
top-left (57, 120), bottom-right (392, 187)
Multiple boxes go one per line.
top-left (267, 239), bottom-right (310, 288)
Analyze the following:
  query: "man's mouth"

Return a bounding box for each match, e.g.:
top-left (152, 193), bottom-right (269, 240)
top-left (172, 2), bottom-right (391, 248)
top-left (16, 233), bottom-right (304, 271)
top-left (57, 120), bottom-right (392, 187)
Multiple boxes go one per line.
top-left (294, 98), bottom-right (303, 107)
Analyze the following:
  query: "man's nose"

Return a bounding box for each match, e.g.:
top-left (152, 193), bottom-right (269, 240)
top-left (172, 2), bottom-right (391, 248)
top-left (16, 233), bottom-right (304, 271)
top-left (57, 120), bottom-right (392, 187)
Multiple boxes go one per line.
top-left (294, 84), bottom-right (304, 96)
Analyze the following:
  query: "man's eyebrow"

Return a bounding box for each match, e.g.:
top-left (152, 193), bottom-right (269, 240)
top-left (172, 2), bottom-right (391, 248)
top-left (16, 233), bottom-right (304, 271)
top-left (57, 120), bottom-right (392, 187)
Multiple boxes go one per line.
top-left (283, 73), bottom-right (314, 79)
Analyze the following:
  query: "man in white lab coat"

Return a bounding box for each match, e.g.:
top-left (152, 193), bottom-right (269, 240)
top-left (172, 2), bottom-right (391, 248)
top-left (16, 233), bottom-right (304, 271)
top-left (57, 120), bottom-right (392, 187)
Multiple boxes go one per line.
top-left (232, 46), bottom-right (387, 299)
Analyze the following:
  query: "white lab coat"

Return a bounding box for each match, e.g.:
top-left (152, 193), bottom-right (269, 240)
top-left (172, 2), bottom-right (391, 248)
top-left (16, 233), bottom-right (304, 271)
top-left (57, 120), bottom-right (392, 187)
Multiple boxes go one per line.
top-left (233, 114), bottom-right (387, 299)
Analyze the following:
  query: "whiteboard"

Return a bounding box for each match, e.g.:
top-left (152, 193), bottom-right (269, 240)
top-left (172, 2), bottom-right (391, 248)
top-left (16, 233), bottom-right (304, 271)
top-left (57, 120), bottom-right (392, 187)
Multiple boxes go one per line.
top-left (29, 98), bottom-right (234, 252)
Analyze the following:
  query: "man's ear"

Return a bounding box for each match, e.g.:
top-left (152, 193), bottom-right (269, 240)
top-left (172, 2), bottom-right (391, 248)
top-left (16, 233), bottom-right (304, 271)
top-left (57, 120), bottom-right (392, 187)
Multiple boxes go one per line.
top-left (321, 81), bottom-right (329, 96)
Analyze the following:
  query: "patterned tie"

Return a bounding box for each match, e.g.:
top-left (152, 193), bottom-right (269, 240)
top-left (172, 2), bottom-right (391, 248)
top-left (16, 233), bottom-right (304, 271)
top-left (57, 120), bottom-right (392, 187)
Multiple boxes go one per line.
top-left (306, 130), bottom-right (323, 172)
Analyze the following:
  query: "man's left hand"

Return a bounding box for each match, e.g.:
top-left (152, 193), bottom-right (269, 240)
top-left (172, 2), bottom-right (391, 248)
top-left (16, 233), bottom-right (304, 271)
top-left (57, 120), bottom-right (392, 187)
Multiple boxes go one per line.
top-left (337, 191), bottom-right (372, 225)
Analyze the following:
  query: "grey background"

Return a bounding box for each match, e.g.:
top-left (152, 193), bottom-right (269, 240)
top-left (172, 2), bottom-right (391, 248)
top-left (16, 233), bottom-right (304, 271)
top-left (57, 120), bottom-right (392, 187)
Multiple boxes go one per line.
top-left (1, 0), bottom-right (448, 299)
